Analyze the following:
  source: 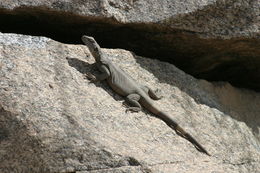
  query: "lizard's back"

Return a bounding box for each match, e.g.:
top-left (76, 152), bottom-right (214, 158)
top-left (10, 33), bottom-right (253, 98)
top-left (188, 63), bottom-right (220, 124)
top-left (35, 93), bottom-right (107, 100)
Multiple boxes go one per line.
top-left (106, 62), bottom-right (142, 96)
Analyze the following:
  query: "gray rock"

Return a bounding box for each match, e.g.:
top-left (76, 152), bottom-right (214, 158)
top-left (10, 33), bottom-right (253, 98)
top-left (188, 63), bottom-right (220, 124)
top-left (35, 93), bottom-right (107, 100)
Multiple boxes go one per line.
top-left (0, 0), bottom-right (258, 38)
top-left (0, 33), bottom-right (259, 172)
top-left (0, 0), bottom-right (259, 92)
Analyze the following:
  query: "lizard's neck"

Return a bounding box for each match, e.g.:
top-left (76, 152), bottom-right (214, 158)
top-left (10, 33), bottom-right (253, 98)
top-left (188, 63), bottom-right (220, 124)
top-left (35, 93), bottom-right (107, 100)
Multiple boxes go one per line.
top-left (88, 44), bottom-right (103, 62)
top-left (93, 51), bottom-right (109, 65)
top-left (93, 50), bottom-right (106, 63)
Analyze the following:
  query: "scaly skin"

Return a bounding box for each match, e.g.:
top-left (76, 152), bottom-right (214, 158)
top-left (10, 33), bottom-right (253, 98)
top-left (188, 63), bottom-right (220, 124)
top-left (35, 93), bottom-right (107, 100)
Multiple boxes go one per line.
top-left (81, 35), bottom-right (210, 156)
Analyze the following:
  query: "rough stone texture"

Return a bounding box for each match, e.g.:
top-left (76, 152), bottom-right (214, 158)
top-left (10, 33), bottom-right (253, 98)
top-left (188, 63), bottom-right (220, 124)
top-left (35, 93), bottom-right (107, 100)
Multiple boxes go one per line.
top-left (0, 0), bottom-right (258, 38)
top-left (0, 33), bottom-right (259, 172)
top-left (0, 0), bottom-right (259, 92)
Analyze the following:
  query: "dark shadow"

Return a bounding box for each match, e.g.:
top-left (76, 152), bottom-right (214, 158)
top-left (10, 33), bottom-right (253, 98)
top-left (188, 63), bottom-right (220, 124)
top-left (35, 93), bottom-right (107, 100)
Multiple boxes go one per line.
top-left (66, 57), bottom-right (123, 102)
top-left (0, 5), bottom-right (259, 91)
top-left (66, 57), bottom-right (94, 75)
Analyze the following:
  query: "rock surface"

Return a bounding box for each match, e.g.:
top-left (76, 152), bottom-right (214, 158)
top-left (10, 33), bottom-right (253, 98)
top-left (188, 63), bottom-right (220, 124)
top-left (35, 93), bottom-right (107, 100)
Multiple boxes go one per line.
top-left (0, 0), bottom-right (259, 91)
top-left (0, 0), bottom-right (259, 38)
top-left (0, 33), bottom-right (259, 172)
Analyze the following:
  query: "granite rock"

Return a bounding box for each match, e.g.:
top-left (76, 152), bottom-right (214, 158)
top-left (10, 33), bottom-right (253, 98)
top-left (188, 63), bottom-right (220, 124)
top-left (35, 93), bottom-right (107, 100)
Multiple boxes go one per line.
top-left (0, 33), bottom-right (259, 172)
top-left (0, 0), bottom-right (259, 91)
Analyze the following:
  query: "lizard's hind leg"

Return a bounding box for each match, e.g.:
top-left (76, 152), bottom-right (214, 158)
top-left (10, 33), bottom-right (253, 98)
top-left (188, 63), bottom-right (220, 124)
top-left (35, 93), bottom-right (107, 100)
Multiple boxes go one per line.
top-left (142, 86), bottom-right (162, 100)
top-left (125, 94), bottom-right (142, 112)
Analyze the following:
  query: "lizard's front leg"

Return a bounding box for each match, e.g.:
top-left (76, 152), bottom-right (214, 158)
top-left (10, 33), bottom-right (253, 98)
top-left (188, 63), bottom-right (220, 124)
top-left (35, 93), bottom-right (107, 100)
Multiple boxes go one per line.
top-left (85, 64), bottom-right (110, 82)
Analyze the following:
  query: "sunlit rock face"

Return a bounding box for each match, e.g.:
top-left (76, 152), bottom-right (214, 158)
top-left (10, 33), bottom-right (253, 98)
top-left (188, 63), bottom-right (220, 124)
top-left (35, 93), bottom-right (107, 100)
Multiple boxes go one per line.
top-left (0, 0), bottom-right (259, 91)
top-left (0, 32), bottom-right (259, 173)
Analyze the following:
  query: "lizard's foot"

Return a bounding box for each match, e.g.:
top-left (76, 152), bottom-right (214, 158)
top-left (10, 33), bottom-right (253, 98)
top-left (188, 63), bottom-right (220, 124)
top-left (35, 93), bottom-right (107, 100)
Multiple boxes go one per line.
top-left (148, 88), bottom-right (163, 100)
top-left (142, 86), bottom-right (163, 100)
top-left (84, 72), bottom-right (97, 82)
top-left (125, 107), bottom-right (141, 113)
top-left (154, 89), bottom-right (163, 99)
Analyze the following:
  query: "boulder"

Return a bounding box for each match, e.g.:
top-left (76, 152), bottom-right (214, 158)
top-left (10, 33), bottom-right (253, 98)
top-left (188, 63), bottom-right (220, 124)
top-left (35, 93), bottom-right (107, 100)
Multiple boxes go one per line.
top-left (0, 0), bottom-right (259, 91)
top-left (0, 32), bottom-right (259, 172)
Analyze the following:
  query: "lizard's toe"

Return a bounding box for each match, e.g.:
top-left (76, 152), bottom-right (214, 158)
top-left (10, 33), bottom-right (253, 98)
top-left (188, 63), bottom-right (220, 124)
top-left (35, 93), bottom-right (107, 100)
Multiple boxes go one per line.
top-left (125, 107), bottom-right (141, 113)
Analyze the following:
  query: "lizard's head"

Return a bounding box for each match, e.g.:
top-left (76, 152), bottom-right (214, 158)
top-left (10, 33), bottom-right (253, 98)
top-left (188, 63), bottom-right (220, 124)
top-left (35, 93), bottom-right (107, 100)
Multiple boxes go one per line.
top-left (81, 35), bottom-right (102, 61)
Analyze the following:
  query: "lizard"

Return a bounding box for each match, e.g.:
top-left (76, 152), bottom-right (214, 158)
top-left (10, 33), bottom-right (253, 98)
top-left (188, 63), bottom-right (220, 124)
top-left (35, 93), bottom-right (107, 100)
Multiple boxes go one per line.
top-left (81, 35), bottom-right (210, 156)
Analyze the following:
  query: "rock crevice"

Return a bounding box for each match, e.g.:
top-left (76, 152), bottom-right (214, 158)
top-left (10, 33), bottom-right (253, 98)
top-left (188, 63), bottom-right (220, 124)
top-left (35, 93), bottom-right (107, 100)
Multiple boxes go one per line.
top-left (0, 0), bottom-right (259, 91)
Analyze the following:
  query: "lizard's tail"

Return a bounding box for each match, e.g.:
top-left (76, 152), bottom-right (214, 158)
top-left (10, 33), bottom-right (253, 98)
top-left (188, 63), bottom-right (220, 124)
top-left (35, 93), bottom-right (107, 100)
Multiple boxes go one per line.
top-left (158, 111), bottom-right (211, 156)
top-left (140, 95), bottom-right (210, 156)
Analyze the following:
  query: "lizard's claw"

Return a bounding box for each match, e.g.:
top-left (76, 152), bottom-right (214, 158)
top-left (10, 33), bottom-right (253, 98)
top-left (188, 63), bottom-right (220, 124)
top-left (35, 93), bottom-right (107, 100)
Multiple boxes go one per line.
top-left (155, 89), bottom-right (163, 99)
top-left (84, 72), bottom-right (97, 82)
top-left (125, 107), bottom-right (141, 113)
